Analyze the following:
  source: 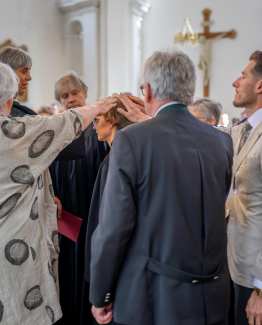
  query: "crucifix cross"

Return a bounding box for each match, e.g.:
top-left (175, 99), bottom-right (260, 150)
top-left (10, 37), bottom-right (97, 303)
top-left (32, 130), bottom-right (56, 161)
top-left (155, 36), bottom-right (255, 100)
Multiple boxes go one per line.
top-left (198, 9), bottom-right (236, 97)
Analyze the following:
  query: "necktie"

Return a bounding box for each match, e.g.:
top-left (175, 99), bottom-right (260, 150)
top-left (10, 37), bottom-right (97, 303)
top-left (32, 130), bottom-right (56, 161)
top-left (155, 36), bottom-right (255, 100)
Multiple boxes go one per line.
top-left (238, 121), bottom-right (252, 154)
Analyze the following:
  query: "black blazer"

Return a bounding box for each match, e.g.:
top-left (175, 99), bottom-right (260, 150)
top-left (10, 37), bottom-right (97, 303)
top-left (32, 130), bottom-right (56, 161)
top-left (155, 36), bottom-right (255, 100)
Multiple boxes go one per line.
top-left (90, 104), bottom-right (233, 325)
top-left (10, 101), bottom-right (86, 161)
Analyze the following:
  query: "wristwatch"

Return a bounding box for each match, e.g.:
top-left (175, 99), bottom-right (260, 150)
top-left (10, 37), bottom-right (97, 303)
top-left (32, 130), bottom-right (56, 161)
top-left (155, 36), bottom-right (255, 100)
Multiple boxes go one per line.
top-left (254, 287), bottom-right (262, 299)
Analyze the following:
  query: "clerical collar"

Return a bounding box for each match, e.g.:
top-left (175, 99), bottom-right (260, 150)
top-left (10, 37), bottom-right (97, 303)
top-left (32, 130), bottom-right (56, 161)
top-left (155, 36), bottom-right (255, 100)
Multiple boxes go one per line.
top-left (247, 108), bottom-right (262, 130)
top-left (154, 102), bottom-right (179, 117)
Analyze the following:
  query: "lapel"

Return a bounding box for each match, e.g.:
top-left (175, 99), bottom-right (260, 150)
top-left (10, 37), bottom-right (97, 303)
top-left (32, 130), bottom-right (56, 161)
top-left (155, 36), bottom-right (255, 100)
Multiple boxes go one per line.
top-left (232, 120), bottom-right (262, 176)
top-left (157, 104), bottom-right (188, 116)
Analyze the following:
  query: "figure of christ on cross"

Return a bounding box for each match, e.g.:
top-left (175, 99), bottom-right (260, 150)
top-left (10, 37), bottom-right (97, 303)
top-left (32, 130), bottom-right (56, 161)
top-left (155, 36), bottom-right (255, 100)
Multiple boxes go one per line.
top-left (197, 9), bottom-right (236, 97)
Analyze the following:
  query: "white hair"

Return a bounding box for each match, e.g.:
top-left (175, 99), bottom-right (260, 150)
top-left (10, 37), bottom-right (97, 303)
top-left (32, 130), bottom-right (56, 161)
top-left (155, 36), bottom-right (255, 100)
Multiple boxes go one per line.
top-left (143, 47), bottom-right (196, 106)
top-left (0, 63), bottom-right (19, 109)
top-left (189, 98), bottom-right (223, 126)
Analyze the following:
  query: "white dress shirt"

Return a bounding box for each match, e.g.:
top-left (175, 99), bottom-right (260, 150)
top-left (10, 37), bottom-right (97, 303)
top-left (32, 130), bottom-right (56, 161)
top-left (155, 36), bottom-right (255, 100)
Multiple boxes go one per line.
top-left (248, 108), bottom-right (262, 289)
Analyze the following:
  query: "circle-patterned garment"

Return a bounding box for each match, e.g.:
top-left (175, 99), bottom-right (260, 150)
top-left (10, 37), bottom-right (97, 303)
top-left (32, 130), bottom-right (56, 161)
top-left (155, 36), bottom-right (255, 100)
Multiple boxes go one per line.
top-left (1, 119), bottom-right (26, 139)
top-left (5, 239), bottom-right (29, 266)
top-left (24, 286), bottom-right (43, 310)
top-left (28, 130), bottom-right (54, 158)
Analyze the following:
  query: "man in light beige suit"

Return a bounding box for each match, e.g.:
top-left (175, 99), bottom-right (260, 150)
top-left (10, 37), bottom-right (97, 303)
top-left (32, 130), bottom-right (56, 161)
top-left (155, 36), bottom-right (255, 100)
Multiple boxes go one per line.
top-left (220, 51), bottom-right (262, 325)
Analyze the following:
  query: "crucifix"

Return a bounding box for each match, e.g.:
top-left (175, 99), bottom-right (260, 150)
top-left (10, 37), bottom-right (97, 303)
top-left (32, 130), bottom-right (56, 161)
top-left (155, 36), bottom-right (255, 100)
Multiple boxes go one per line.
top-left (198, 9), bottom-right (236, 97)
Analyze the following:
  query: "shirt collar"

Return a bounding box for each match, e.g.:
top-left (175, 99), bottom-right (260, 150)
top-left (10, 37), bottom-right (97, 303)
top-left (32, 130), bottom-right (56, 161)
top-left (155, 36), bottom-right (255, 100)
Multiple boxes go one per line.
top-left (247, 108), bottom-right (262, 130)
top-left (154, 102), bottom-right (179, 117)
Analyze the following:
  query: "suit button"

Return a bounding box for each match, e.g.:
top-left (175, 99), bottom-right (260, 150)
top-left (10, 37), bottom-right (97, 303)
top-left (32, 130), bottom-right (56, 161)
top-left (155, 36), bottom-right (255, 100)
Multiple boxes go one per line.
top-left (233, 189), bottom-right (237, 194)
top-left (192, 280), bottom-right (198, 283)
top-left (105, 299), bottom-right (110, 302)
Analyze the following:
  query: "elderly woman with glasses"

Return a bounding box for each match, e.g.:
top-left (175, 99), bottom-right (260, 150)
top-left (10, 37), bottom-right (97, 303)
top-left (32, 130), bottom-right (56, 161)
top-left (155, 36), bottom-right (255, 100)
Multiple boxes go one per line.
top-left (0, 62), bottom-right (116, 325)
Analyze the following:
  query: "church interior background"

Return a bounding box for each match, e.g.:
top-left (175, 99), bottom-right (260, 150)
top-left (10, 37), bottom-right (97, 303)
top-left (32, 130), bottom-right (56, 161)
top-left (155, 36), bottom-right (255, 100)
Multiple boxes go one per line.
top-left (0, 0), bottom-right (261, 122)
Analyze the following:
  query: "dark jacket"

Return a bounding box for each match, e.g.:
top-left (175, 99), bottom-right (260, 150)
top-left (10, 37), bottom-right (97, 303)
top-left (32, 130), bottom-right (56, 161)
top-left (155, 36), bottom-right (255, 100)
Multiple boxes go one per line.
top-left (90, 104), bottom-right (233, 325)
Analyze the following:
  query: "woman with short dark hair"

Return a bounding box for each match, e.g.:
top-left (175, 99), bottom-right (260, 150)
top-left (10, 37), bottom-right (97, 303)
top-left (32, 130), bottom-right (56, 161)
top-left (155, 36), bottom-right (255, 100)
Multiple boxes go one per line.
top-left (82, 94), bottom-right (133, 324)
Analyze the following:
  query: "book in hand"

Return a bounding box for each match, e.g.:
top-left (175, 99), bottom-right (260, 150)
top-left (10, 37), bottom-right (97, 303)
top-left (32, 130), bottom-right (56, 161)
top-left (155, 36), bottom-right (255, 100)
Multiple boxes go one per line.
top-left (57, 209), bottom-right (82, 243)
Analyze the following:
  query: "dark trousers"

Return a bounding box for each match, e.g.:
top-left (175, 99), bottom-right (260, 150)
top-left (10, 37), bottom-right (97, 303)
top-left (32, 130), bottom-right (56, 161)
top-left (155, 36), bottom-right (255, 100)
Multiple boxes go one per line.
top-left (233, 282), bottom-right (253, 325)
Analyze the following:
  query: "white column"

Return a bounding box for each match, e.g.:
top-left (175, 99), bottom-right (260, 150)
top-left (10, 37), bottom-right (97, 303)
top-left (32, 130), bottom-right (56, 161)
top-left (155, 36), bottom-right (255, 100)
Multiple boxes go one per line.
top-left (130, 0), bottom-right (151, 96)
top-left (59, 0), bottom-right (101, 104)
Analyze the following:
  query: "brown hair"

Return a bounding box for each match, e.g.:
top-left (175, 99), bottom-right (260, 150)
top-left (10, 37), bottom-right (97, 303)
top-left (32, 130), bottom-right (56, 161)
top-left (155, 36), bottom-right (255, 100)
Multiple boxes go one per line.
top-left (103, 93), bottom-right (133, 130)
top-left (54, 70), bottom-right (88, 102)
top-left (249, 51), bottom-right (262, 79)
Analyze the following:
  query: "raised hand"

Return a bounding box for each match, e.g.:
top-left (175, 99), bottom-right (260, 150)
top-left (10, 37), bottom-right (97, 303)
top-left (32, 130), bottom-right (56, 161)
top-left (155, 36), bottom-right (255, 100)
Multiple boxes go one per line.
top-left (118, 93), bottom-right (149, 123)
top-left (127, 95), bottom-right (147, 115)
top-left (92, 97), bottom-right (117, 115)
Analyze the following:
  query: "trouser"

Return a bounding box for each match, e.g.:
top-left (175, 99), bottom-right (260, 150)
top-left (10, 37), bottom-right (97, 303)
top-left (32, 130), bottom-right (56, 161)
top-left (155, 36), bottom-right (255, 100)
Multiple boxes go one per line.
top-left (233, 282), bottom-right (254, 325)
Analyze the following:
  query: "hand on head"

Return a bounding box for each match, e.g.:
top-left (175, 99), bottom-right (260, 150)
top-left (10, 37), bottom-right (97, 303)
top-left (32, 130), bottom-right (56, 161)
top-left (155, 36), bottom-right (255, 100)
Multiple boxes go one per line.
top-left (91, 302), bottom-right (113, 324)
top-left (118, 93), bottom-right (149, 123)
top-left (126, 95), bottom-right (147, 114)
top-left (92, 97), bottom-right (117, 116)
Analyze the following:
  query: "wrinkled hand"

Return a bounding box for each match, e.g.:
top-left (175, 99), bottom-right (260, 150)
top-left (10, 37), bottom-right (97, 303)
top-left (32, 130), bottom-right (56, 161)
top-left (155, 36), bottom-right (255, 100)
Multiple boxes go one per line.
top-left (92, 97), bottom-right (117, 116)
top-left (54, 196), bottom-right (62, 219)
top-left (246, 290), bottom-right (262, 324)
top-left (91, 302), bottom-right (113, 324)
top-left (127, 95), bottom-right (147, 115)
top-left (118, 93), bottom-right (149, 123)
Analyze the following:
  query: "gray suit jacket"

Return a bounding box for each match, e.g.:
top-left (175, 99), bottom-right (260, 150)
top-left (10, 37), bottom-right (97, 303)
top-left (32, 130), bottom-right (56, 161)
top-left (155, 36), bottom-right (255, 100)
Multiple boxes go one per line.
top-left (220, 121), bottom-right (262, 288)
top-left (90, 105), bottom-right (233, 325)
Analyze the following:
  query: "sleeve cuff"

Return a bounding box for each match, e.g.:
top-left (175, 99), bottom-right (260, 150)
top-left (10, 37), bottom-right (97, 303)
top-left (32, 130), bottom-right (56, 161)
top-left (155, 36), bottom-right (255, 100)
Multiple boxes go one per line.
top-left (253, 278), bottom-right (262, 289)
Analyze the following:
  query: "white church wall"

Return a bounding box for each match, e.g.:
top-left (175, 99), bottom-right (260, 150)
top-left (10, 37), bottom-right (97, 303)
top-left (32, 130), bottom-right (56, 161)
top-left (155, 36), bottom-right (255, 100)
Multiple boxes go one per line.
top-left (142, 0), bottom-right (262, 121)
top-left (0, 0), bottom-right (66, 110)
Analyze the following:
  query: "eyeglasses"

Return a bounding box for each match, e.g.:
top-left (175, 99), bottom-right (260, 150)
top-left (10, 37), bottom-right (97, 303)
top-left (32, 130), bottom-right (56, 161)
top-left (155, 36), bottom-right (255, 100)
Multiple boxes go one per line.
top-left (93, 119), bottom-right (98, 127)
top-left (140, 84), bottom-right (145, 96)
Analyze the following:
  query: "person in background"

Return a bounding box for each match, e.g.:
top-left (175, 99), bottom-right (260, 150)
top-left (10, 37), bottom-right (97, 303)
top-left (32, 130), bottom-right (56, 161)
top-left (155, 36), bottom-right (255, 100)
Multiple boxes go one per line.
top-left (0, 46), bottom-right (35, 117)
top-left (90, 48), bottom-right (233, 325)
top-left (218, 51), bottom-right (262, 325)
top-left (232, 118), bottom-right (240, 126)
top-left (49, 70), bottom-right (109, 325)
top-left (0, 62), bottom-right (116, 325)
top-left (51, 103), bottom-right (60, 115)
top-left (189, 98), bottom-right (222, 126)
top-left (38, 106), bottom-right (53, 116)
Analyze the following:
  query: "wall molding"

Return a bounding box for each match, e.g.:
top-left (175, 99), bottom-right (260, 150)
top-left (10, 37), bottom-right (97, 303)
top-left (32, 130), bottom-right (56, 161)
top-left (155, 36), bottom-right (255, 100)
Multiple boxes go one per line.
top-left (130, 0), bottom-right (151, 18)
top-left (59, 0), bottom-right (100, 14)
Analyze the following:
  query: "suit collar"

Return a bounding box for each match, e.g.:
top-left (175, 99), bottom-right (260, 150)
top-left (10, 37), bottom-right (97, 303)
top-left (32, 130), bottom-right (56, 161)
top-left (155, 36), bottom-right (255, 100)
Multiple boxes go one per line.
top-left (157, 104), bottom-right (188, 116)
top-left (233, 120), bottom-right (262, 176)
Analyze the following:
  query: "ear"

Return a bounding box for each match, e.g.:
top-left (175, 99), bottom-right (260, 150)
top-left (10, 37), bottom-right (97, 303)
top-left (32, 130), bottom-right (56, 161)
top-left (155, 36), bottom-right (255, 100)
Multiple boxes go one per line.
top-left (109, 116), bottom-right (115, 128)
top-left (208, 118), bottom-right (216, 126)
top-left (256, 79), bottom-right (262, 95)
top-left (84, 88), bottom-right (88, 99)
top-left (144, 83), bottom-right (152, 105)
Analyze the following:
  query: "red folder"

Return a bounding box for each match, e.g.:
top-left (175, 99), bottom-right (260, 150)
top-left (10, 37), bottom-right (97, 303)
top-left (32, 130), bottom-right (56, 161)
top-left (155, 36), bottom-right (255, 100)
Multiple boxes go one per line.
top-left (57, 209), bottom-right (83, 243)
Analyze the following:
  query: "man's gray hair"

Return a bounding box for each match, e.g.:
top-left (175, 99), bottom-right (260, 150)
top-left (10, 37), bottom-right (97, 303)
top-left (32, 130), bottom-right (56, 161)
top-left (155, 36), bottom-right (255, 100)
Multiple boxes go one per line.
top-left (54, 70), bottom-right (88, 102)
top-left (190, 98), bottom-right (222, 126)
top-left (0, 46), bottom-right (32, 70)
top-left (0, 63), bottom-right (19, 108)
top-left (143, 48), bottom-right (196, 106)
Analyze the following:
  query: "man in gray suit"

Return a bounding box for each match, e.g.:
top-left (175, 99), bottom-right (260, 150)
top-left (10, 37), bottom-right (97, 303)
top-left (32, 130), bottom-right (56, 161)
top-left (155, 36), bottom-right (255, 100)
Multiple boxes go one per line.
top-left (220, 51), bottom-right (262, 325)
top-left (89, 48), bottom-right (233, 325)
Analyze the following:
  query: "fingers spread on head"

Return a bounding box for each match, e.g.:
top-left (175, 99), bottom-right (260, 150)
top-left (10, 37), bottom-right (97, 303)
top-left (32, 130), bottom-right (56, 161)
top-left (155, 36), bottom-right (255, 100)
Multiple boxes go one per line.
top-left (117, 108), bottom-right (128, 117)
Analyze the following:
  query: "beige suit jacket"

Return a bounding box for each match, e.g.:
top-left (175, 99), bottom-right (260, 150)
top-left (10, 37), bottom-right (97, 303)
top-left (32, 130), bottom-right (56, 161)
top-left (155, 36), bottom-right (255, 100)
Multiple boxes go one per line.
top-left (220, 121), bottom-right (262, 288)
